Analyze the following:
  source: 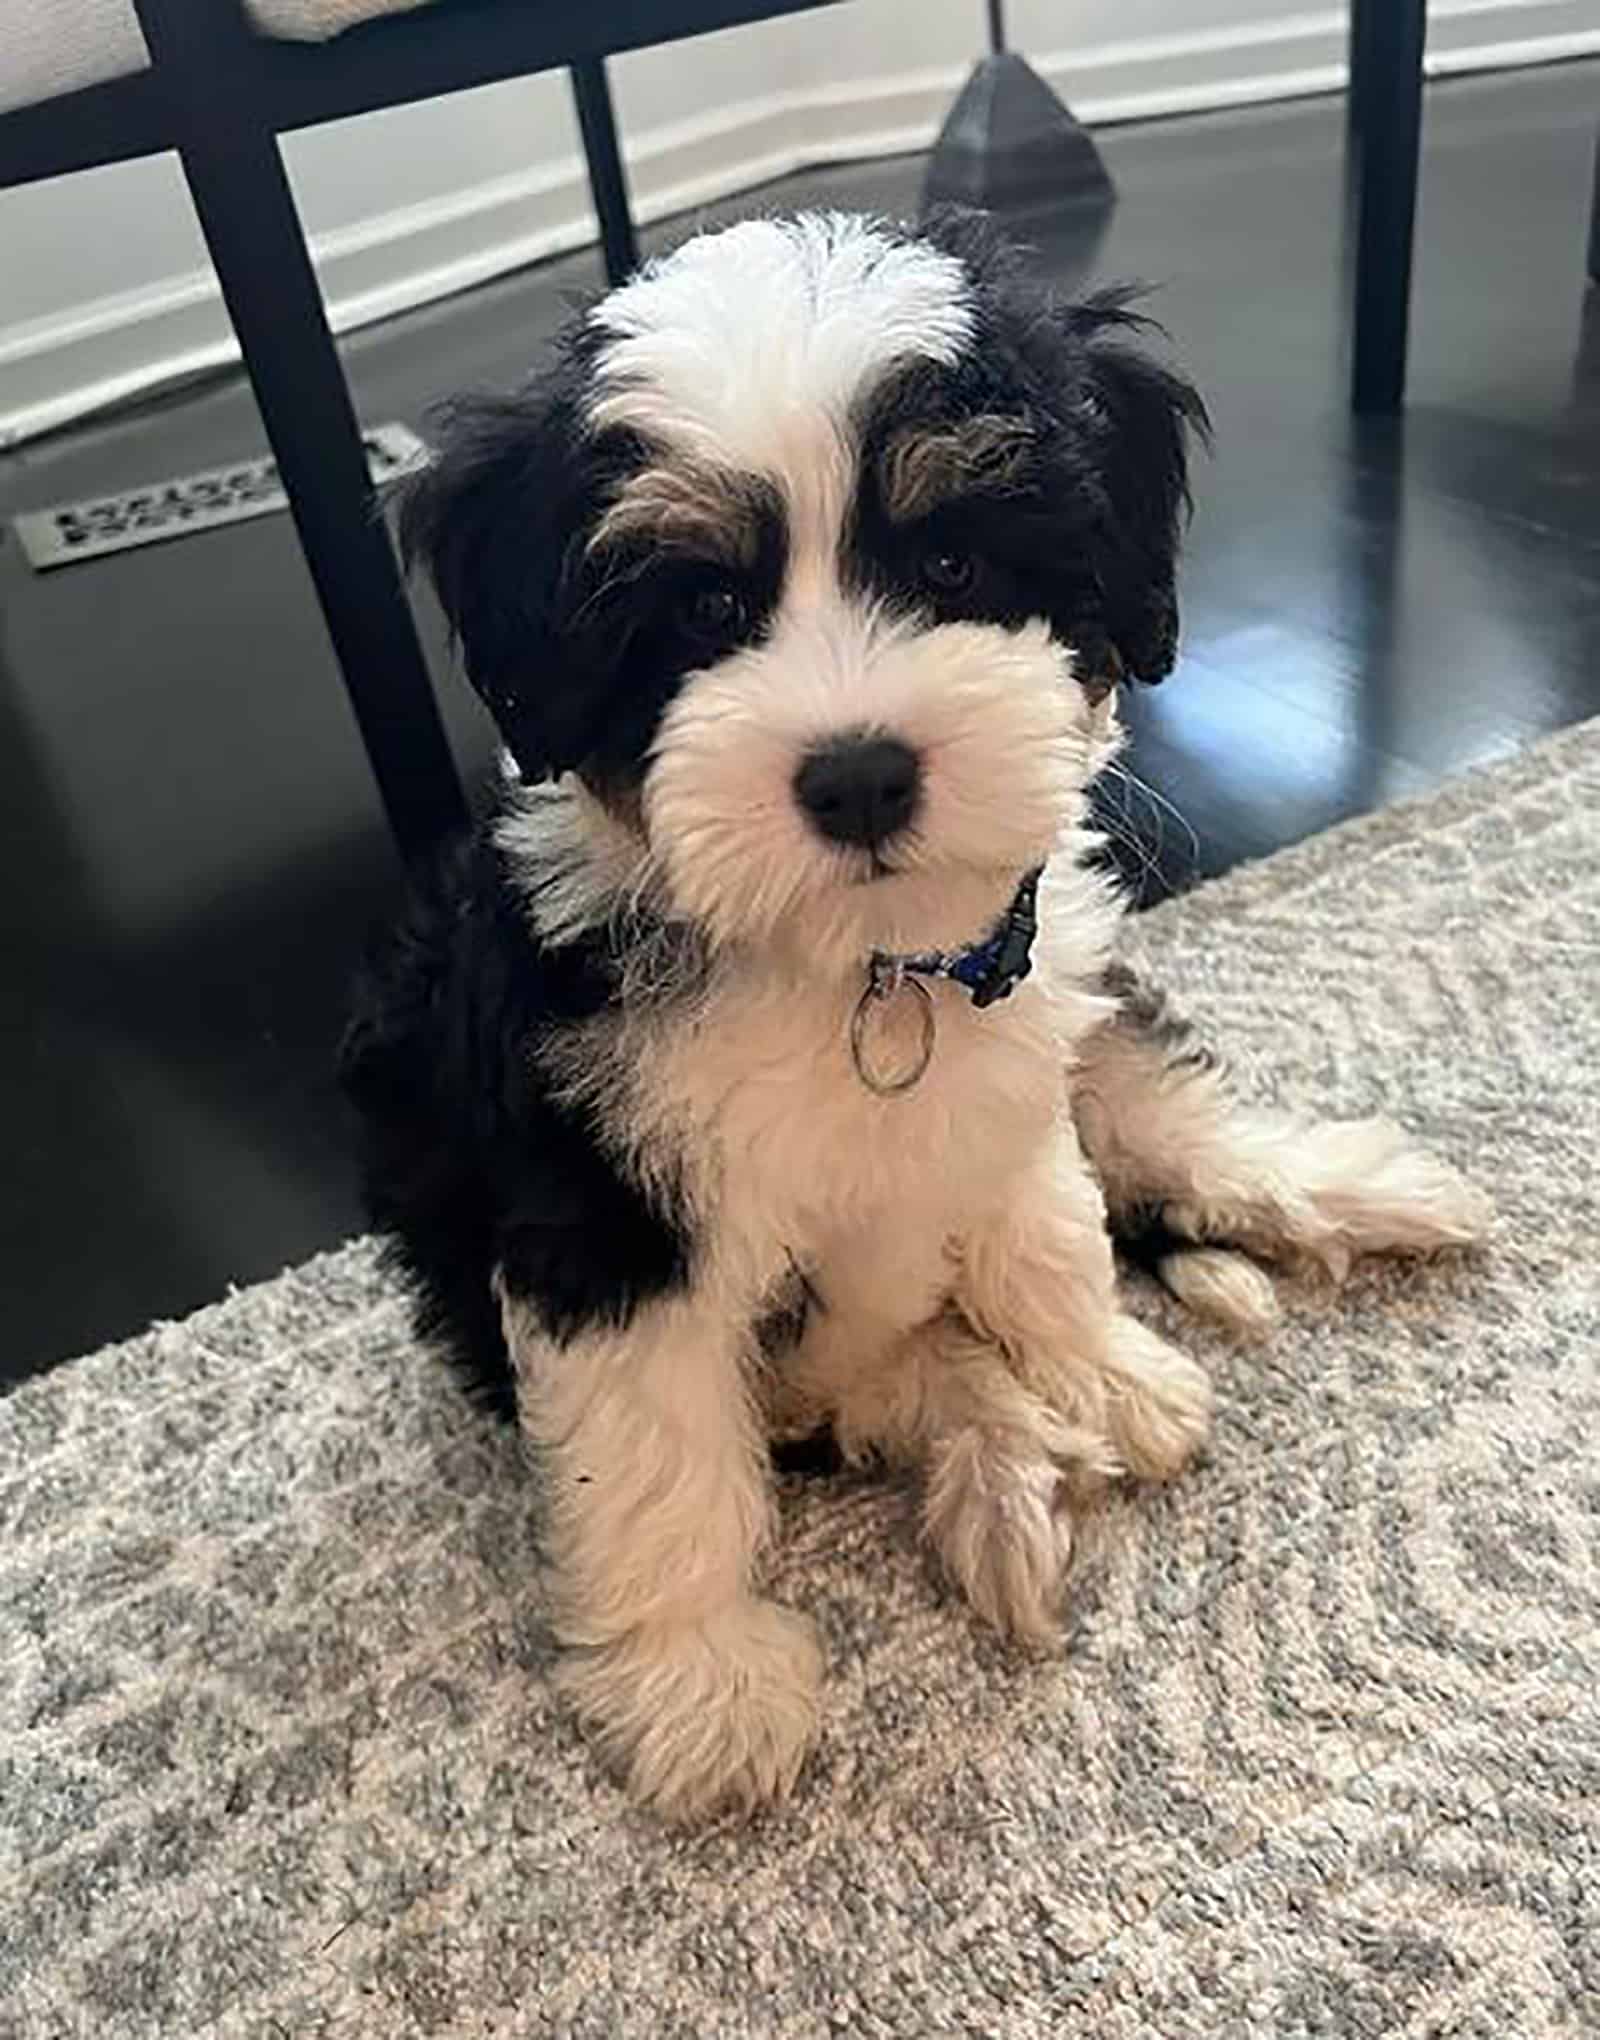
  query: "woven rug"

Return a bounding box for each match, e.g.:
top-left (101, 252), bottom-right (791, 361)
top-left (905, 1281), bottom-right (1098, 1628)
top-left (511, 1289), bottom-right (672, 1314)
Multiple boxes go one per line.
top-left (5, 723), bottom-right (1597, 2038)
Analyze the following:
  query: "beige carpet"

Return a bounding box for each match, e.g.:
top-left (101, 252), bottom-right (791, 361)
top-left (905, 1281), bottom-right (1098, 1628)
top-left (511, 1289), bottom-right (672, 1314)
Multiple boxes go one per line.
top-left (4, 723), bottom-right (1597, 2037)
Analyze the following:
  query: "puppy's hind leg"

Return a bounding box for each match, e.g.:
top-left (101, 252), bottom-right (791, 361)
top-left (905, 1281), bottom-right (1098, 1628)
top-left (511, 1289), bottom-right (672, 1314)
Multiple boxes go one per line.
top-left (1073, 966), bottom-right (1491, 1317)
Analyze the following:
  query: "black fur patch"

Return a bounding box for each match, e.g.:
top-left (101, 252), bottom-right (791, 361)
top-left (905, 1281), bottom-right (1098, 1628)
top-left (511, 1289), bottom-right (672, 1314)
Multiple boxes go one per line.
top-left (769, 1428), bottom-right (846, 1477)
top-left (398, 340), bottom-right (787, 786)
top-left (339, 825), bottom-right (693, 1415)
top-left (849, 213), bottom-right (1209, 687)
top-left (1107, 1201), bottom-right (1193, 1277)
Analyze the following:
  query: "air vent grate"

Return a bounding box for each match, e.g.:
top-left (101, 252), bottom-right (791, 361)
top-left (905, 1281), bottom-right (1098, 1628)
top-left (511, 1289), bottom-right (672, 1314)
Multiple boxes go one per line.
top-left (11, 423), bottom-right (429, 570)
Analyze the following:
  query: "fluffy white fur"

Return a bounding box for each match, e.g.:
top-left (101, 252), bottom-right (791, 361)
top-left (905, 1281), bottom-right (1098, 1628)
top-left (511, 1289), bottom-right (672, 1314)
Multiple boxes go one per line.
top-left (589, 214), bottom-right (974, 485)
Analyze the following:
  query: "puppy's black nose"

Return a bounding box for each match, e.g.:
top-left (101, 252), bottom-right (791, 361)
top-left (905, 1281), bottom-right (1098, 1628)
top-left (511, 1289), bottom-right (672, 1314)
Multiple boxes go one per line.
top-left (794, 734), bottom-right (922, 850)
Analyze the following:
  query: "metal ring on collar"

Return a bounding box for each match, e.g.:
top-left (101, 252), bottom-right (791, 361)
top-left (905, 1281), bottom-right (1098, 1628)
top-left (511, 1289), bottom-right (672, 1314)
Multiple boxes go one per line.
top-left (850, 971), bottom-right (937, 1096)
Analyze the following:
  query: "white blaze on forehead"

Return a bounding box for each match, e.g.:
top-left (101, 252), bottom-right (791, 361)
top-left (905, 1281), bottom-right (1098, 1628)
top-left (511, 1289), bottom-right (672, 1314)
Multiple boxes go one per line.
top-left (585, 215), bottom-right (973, 546)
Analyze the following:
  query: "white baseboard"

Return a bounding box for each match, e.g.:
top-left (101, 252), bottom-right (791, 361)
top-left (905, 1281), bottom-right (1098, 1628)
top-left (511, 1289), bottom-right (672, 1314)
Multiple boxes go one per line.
top-left (2, 0), bottom-right (1595, 446)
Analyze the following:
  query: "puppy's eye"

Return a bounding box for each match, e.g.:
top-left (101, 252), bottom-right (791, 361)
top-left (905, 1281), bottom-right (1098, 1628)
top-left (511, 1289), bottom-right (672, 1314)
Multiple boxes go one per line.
top-left (920, 551), bottom-right (978, 594)
top-left (678, 581), bottom-right (749, 643)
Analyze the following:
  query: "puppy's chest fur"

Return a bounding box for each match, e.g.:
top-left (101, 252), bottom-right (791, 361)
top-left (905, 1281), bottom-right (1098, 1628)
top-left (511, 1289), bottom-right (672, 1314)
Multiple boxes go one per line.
top-left (561, 855), bottom-right (1118, 1303)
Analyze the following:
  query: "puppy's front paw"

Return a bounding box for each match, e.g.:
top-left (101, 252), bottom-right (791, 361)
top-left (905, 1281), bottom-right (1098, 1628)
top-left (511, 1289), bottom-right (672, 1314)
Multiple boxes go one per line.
top-left (1101, 1313), bottom-right (1213, 1481)
top-left (923, 1405), bottom-right (1118, 1645)
top-left (560, 1599), bottom-right (822, 1821)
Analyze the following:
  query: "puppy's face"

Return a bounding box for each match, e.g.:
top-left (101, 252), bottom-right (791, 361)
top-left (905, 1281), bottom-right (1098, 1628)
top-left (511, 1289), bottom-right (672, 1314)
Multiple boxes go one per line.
top-left (404, 212), bottom-right (1206, 966)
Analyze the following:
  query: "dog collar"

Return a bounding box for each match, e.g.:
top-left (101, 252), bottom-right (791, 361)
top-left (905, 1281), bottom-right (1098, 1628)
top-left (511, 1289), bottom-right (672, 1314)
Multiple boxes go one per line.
top-left (850, 867), bottom-right (1043, 1095)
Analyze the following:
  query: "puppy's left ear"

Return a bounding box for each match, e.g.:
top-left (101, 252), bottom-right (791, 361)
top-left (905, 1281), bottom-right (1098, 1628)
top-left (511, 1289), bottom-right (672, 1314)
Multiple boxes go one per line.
top-left (1069, 294), bottom-right (1210, 683)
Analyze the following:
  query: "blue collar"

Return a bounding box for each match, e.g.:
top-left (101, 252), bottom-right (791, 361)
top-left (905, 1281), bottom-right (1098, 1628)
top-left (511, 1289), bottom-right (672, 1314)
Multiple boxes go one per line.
top-left (870, 867), bottom-right (1043, 1012)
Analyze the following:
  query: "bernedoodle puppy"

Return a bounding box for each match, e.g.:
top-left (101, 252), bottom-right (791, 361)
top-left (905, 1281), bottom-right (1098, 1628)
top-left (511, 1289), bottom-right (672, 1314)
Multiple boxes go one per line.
top-left (341, 211), bottom-right (1488, 1819)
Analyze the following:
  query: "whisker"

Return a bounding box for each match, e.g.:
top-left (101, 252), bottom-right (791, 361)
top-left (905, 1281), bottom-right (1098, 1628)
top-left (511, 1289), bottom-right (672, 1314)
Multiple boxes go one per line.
top-left (1122, 763), bottom-right (1201, 867)
top-left (1098, 759), bottom-right (1200, 894)
top-left (1091, 772), bottom-right (1165, 898)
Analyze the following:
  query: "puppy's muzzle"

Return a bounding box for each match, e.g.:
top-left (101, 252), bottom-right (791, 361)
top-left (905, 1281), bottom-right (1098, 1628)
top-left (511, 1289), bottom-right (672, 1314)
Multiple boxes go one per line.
top-left (793, 732), bottom-right (921, 851)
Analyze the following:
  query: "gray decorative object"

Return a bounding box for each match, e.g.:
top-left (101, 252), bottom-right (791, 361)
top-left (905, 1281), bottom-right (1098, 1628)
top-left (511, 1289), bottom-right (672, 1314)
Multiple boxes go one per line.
top-left (4, 721), bottom-right (1598, 2034)
top-left (922, 3), bottom-right (1114, 218)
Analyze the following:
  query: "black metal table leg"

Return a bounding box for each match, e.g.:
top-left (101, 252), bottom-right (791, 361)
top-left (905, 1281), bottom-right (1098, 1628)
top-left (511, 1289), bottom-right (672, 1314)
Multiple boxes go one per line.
top-left (132, 0), bottom-right (467, 864)
top-left (1587, 128), bottom-right (1600, 284)
top-left (1345, 0), bottom-right (1379, 151)
top-left (1350, 0), bottom-right (1427, 415)
top-left (570, 57), bottom-right (639, 286)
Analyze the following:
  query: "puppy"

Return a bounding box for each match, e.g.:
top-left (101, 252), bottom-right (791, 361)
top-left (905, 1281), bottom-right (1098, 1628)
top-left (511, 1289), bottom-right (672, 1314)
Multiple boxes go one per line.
top-left (342, 212), bottom-right (1487, 1820)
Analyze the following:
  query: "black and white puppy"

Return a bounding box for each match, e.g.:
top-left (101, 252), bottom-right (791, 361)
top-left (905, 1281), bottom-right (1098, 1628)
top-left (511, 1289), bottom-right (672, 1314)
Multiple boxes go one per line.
top-left (343, 212), bottom-right (1488, 1820)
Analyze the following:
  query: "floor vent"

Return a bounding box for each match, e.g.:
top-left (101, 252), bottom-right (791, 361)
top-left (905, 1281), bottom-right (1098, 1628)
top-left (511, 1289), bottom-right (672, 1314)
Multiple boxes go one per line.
top-left (11, 423), bottom-right (428, 570)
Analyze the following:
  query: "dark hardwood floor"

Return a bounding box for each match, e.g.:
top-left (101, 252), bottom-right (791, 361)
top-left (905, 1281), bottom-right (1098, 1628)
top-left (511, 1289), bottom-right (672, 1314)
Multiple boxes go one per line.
top-left (3, 60), bottom-right (1598, 1381)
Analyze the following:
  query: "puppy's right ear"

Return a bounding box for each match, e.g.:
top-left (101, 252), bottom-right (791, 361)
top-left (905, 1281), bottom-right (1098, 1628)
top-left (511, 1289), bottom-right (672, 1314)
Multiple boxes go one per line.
top-left (398, 385), bottom-right (591, 780)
